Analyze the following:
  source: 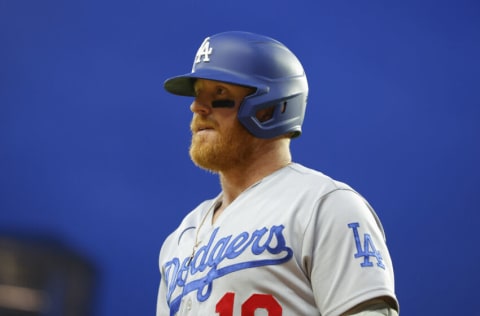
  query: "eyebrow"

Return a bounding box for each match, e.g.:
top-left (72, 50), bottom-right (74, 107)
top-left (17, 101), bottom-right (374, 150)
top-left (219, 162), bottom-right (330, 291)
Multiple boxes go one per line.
top-left (193, 82), bottom-right (233, 97)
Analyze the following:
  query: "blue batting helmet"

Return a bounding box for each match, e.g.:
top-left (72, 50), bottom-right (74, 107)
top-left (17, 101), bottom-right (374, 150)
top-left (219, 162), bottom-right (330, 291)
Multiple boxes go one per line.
top-left (164, 31), bottom-right (308, 139)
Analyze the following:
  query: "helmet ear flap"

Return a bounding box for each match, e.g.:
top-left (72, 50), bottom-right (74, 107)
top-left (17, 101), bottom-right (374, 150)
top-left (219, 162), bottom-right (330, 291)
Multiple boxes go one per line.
top-left (238, 90), bottom-right (307, 139)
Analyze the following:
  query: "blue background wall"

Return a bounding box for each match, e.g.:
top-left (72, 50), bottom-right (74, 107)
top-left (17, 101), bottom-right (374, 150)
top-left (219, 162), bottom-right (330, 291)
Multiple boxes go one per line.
top-left (1, 0), bottom-right (479, 315)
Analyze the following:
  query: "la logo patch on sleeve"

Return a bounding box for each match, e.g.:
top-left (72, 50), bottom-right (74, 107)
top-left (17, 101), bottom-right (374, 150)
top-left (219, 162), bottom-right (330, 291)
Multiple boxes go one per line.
top-left (348, 222), bottom-right (385, 269)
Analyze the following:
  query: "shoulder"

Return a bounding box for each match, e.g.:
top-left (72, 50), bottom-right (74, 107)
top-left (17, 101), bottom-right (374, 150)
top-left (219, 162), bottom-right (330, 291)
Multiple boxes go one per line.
top-left (284, 163), bottom-right (352, 191)
top-left (284, 164), bottom-right (386, 241)
top-left (286, 163), bottom-right (372, 207)
top-left (270, 163), bottom-right (359, 204)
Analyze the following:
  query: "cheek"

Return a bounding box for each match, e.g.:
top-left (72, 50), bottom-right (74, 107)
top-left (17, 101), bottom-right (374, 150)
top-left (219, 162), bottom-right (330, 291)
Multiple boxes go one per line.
top-left (217, 112), bottom-right (240, 132)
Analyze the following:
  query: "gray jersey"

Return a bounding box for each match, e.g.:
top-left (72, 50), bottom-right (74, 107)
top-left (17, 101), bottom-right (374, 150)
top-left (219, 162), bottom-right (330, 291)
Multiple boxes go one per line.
top-left (157, 163), bottom-right (398, 316)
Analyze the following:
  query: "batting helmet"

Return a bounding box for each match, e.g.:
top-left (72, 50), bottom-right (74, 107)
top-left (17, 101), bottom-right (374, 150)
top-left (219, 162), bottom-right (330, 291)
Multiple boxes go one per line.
top-left (164, 31), bottom-right (308, 139)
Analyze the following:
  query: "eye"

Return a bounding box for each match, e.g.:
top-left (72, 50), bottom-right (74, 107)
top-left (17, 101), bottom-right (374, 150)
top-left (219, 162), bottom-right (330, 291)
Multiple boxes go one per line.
top-left (215, 86), bottom-right (227, 96)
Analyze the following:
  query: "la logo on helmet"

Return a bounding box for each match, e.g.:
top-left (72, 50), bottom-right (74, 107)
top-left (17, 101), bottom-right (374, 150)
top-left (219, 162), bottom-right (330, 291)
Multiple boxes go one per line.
top-left (194, 37), bottom-right (213, 64)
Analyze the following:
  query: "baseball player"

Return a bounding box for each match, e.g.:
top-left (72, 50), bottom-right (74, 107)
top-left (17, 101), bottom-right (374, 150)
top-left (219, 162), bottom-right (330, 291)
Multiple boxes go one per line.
top-left (157, 31), bottom-right (399, 316)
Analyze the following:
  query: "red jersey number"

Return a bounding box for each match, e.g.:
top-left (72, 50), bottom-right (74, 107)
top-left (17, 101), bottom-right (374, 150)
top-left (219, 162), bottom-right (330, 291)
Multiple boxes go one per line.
top-left (216, 292), bottom-right (282, 316)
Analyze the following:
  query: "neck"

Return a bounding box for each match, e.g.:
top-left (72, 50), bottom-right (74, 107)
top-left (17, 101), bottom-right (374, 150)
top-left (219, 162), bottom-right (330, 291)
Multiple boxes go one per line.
top-left (213, 137), bottom-right (291, 222)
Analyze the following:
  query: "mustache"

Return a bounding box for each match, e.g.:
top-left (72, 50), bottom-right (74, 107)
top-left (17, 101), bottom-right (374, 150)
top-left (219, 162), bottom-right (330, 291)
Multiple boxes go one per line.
top-left (190, 117), bottom-right (219, 132)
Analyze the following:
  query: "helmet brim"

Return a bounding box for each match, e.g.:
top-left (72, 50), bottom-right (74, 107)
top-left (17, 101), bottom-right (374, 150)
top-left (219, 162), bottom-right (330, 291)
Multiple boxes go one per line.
top-left (164, 68), bottom-right (260, 97)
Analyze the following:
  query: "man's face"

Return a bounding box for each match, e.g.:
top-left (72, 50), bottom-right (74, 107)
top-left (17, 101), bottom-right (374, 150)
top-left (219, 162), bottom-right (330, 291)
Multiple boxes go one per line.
top-left (189, 79), bottom-right (259, 173)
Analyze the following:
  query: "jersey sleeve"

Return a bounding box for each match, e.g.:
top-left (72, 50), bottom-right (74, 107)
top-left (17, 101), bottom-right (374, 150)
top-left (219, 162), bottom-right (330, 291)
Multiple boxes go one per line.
top-left (304, 188), bottom-right (398, 316)
top-left (156, 270), bottom-right (169, 316)
top-left (156, 234), bottom-right (175, 316)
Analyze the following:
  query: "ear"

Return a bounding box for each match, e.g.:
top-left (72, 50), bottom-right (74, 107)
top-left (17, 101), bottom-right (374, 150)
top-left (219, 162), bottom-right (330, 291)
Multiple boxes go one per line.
top-left (255, 106), bottom-right (275, 122)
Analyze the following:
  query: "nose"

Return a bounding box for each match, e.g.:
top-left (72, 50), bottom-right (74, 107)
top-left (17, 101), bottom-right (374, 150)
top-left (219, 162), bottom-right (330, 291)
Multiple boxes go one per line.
top-left (190, 97), bottom-right (212, 115)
